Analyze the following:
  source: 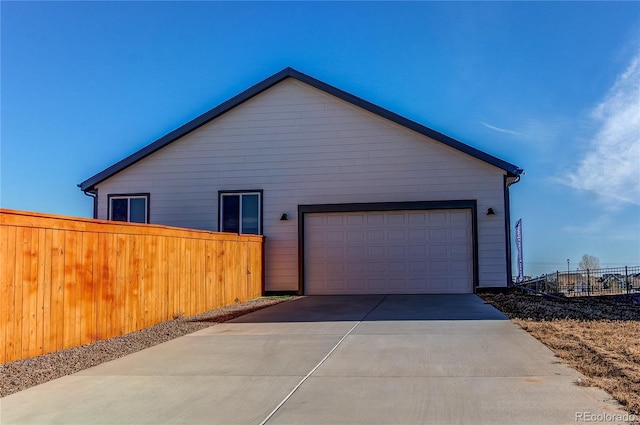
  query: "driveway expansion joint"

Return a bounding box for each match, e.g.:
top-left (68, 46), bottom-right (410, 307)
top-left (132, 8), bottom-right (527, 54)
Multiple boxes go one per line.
top-left (259, 295), bottom-right (388, 425)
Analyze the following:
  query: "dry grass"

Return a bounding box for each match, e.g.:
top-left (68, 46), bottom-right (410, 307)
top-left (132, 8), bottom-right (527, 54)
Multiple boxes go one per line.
top-left (481, 292), bottom-right (640, 415)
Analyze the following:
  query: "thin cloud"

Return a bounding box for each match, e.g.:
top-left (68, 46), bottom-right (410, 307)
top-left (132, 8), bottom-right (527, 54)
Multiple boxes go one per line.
top-left (562, 214), bottom-right (611, 235)
top-left (481, 122), bottom-right (521, 136)
top-left (563, 213), bottom-right (639, 242)
top-left (566, 53), bottom-right (640, 206)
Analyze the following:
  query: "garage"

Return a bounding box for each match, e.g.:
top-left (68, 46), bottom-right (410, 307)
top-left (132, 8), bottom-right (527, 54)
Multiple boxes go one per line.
top-left (303, 207), bottom-right (475, 295)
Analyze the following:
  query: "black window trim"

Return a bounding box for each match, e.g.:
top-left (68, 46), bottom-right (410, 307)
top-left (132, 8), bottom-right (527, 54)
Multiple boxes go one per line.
top-left (107, 193), bottom-right (150, 224)
top-left (218, 190), bottom-right (264, 235)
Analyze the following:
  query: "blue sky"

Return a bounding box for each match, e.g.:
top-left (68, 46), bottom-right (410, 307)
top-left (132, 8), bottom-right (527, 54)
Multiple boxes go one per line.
top-left (2, 1), bottom-right (639, 276)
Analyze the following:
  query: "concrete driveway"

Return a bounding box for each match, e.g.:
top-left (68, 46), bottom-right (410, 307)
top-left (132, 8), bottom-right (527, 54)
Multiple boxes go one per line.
top-left (0, 295), bottom-right (631, 424)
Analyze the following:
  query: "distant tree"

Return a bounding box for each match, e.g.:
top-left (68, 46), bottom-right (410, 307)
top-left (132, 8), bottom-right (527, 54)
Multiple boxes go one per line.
top-left (578, 254), bottom-right (600, 270)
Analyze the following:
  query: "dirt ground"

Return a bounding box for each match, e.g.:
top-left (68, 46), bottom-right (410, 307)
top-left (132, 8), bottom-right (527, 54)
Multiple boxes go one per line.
top-left (480, 291), bottom-right (640, 415)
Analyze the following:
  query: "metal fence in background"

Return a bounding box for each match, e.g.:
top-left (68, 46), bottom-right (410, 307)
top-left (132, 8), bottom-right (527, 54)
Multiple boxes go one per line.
top-left (516, 265), bottom-right (640, 297)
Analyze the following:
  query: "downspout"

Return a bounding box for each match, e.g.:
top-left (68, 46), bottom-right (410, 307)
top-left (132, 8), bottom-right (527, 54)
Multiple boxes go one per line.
top-left (82, 189), bottom-right (98, 219)
top-left (504, 173), bottom-right (522, 287)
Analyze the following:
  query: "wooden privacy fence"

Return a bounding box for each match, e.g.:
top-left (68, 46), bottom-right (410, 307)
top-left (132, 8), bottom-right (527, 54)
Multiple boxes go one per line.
top-left (0, 209), bottom-right (263, 364)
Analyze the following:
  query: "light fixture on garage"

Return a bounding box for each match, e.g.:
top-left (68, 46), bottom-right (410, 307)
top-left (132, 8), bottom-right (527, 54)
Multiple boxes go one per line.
top-left (486, 208), bottom-right (496, 216)
top-left (280, 213), bottom-right (288, 221)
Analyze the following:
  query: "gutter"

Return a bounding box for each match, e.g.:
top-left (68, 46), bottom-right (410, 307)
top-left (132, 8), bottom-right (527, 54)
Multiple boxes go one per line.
top-left (508, 173), bottom-right (522, 186)
top-left (504, 171), bottom-right (523, 287)
top-left (82, 189), bottom-right (98, 219)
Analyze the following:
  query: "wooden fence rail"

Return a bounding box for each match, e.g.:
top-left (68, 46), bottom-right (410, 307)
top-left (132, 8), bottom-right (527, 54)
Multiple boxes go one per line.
top-left (0, 209), bottom-right (263, 364)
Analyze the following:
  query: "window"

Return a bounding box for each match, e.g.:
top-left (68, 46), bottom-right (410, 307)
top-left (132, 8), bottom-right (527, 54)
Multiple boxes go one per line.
top-left (108, 194), bottom-right (149, 223)
top-left (219, 191), bottom-right (262, 234)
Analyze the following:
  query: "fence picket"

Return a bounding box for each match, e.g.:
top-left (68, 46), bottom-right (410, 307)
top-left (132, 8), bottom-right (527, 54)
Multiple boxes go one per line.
top-left (0, 209), bottom-right (263, 363)
top-left (13, 226), bottom-right (25, 362)
top-left (0, 225), bottom-right (17, 363)
top-left (50, 229), bottom-right (65, 352)
top-left (36, 228), bottom-right (48, 356)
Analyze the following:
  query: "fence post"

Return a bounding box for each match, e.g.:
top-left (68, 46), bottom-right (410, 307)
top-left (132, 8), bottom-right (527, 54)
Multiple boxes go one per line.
top-left (626, 266), bottom-right (630, 294)
top-left (556, 271), bottom-right (560, 294)
top-left (587, 268), bottom-right (590, 296)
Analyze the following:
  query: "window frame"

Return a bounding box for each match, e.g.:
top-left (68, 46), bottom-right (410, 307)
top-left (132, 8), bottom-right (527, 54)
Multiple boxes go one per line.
top-left (107, 193), bottom-right (150, 224)
top-left (218, 190), bottom-right (263, 235)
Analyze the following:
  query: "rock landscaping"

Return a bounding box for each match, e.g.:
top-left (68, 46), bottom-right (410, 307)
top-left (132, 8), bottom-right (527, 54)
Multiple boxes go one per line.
top-left (0, 296), bottom-right (294, 398)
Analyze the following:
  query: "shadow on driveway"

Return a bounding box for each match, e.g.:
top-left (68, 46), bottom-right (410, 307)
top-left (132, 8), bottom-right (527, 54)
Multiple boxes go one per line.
top-left (2, 294), bottom-right (631, 425)
top-left (230, 294), bottom-right (509, 323)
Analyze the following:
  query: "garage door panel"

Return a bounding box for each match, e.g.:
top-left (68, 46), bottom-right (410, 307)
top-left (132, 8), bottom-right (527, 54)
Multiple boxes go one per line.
top-left (307, 215), bottom-right (325, 226)
top-left (347, 231), bottom-right (364, 242)
top-left (451, 278), bottom-right (472, 292)
top-left (327, 231), bottom-right (344, 242)
top-left (326, 262), bottom-right (344, 275)
top-left (327, 279), bottom-right (346, 290)
top-left (429, 212), bottom-right (447, 224)
top-left (369, 279), bottom-right (387, 290)
top-left (367, 262), bottom-right (386, 273)
top-left (429, 228), bottom-right (448, 240)
top-left (388, 230), bottom-right (406, 240)
top-left (308, 232), bottom-right (326, 243)
top-left (409, 262), bottom-right (426, 272)
top-left (327, 215), bottom-right (344, 225)
top-left (347, 214), bottom-right (365, 225)
top-left (451, 211), bottom-right (470, 223)
top-left (451, 243), bottom-right (470, 254)
top-left (388, 262), bottom-right (406, 273)
top-left (451, 228), bottom-right (470, 240)
top-left (452, 261), bottom-right (471, 272)
top-left (427, 278), bottom-right (449, 290)
top-left (408, 213), bottom-right (426, 224)
top-left (327, 247), bottom-right (345, 259)
top-left (389, 279), bottom-right (406, 290)
top-left (430, 261), bottom-right (449, 272)
top-left (368, 246), bottom-right (384, 257)
top-left (429, 245), bottom-right (448, 257)
top-left (408, 245), bottom-right (427, 256)
top-left (367, 214), bottom-right (385, 224)
top-left (304, 209), bottom-right (473, 295)
top-left (387, 213), bottom-right (406, 224)
top-left (367, 230), bottom-right (385, 241)
top-left (347, 262), bottom-right (365, 273)
top-left (347, 246), bottom-right (364, 258)
top-left (409, 229), bottom-right (427, 240)
top-left (388, 246), bottom-right (406, 257)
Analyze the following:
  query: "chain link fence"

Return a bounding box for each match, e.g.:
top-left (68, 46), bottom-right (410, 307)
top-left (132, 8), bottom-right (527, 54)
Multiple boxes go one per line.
top-left (516, 265), bottom-right (640, 297)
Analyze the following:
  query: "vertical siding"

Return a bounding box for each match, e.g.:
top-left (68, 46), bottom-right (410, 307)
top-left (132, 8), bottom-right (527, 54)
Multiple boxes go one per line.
top-left (95, 79), bottom-right (510, 290)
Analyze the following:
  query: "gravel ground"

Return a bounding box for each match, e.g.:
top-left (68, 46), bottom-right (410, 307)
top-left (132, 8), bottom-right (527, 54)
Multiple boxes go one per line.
top-left (481, 292), bottom-right (640, 321)
top-left (0, 296), bottom-right (295, 398)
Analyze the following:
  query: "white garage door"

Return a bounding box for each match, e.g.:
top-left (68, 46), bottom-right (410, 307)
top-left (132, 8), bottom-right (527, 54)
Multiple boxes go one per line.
top-left (304, 209), bottom-right (473, 294)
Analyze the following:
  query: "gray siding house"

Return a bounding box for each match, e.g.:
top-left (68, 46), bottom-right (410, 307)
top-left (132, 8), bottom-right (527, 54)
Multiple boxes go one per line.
top-left (79, 68), bottom-right (523, 295)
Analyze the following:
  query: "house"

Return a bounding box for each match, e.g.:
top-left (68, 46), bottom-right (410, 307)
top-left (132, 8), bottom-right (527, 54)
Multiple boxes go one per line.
top-left (79, 67), bottom-right (523, 295)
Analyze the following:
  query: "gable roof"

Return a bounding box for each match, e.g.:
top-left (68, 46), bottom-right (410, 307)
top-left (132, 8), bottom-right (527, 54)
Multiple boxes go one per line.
top-left (79, 67), bottom-right (523, 192)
